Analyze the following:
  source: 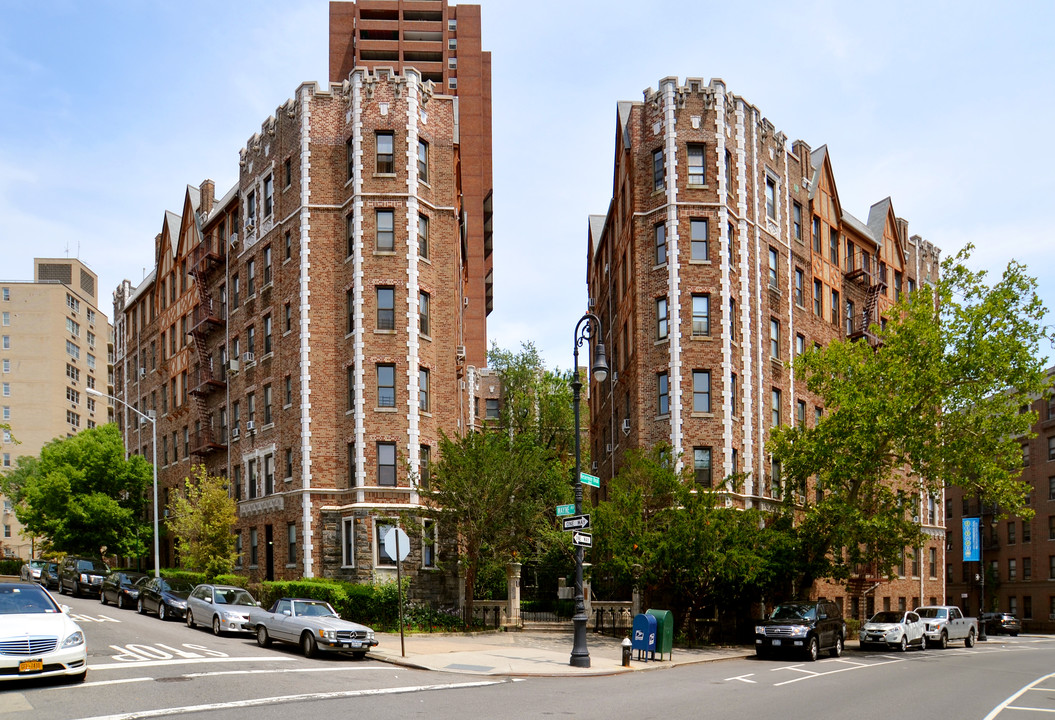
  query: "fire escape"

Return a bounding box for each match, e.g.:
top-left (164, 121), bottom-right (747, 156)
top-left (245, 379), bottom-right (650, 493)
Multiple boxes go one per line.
top-left (844, 248), bottom-right (887, 347)
top-left (188, 236), bottom-right (227, 457)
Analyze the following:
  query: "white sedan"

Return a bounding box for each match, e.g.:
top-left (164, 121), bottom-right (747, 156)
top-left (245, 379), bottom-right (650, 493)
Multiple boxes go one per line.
top-left (859, 610), bottom-right (925, 651)
top-left (0, 582), bottom-right (87, 682)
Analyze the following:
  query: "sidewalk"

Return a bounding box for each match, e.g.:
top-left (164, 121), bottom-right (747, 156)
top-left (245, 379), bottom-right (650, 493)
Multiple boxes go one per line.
top-left (368, 629), bottom-right (753, 677)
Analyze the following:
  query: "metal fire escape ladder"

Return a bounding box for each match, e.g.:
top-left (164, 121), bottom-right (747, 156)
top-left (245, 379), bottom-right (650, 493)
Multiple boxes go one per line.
top-left (188, 242), bottom-right (226, 456)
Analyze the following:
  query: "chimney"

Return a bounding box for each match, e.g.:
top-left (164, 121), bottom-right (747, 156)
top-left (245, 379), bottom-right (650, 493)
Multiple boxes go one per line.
top-left (200, 179), bottom-right (215, 216)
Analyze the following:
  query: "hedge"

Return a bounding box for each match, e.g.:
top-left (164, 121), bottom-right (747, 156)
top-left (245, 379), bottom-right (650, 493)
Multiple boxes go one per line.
top-left (0, 558), bottom-right (24, 576)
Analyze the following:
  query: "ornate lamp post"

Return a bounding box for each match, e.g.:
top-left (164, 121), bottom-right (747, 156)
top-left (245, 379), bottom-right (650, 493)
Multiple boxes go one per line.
top-left (570, 312), bottom-right (608, 668)
top-left (88, 388), bottom-right (160, 578)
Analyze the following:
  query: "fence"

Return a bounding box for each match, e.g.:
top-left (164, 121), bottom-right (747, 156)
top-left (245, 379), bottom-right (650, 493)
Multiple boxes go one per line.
top-left (592, 601), bottom-right (633, 637)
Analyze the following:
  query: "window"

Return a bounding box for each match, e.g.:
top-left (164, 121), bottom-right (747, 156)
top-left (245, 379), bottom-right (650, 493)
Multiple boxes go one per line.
top-left (654, 223), bottom-right (666, 265)
top-left (690, 219), bottom-right (708, 261)
top-left (377, 364), bottom-right (396, 408)
top-left (813, 279), bottom-right (823, 316)
top-left (378, 442), bottom-right (396, 486)
top-left (419, 445), bottom-right (431, 489)
top-left (1008, 521), bottom-right (1016, 545)
top-left (287, 523), bottom-right (296, 565)
top-left (419, 368), bottom-right (430, 412)
top-left (264, 174), bottom-right (273, 217)
top-left (284, 302), bottom-right (292, 333)
top-left (765, 177), bottom-right (776, 219)
top-left (1023, 443), bottom-right (1030, 467)
top-left (247, 190), bottom-right (256, 226)
top-left (770, 318), bottom-right (780, 359)
top-left (829, 226), bottom-right (839, 263)
top-left (771, 388), bottom-right (781, 427)
top-left (1024, 557), bottom-right (1032, 580)
top-left (652, 148), bottom-right (665, 191)
top-left (793, 202), bottom-right (803, 242)
top-left (794, 268), bottom-right (804, 306)
top-left (263, 245), bottom-right (272, 285)
top-left (263, 314), bottom-right (272, 355)
top-left (693, 370), bottom-right (711, 413)
top-left (1049, 436), bottom-right (1055, 461)
top-left (694, 447), bottom-right (712, 487)
top-left (831, 289), bottom-right (840, 325)
top-left (263, 384), bottom-right (273, 425)
top-left (1, 336), bottom-right (7, 350)
top-left (1, 288), bottom-right (6, 301)
top-left (246, 325), bottom-right (256, 356)
top-left (346, 290), bottom-right (355, 335)
top-left (376, 209), bottom-right (395, 251)
top-left (376, 132), bottom-right (394, 173)
top-left (418, 214), bottom-right (430, 259)
top-left (1009, 558), bottom-right (1017, 581)
top-left (346, 136), bottom-right (355, 180)
top-left (423, 520), bottom-right (437, 567)
top-left (1024, 521), bottom-right (1032, 543)
top-left (417, 139), bottom-right (429, 183)
top-left (419, 291), bottom-right (430, 335)
top-left (796, 400), bottom-right (806, 426)
top-left (846, 300), bottom-right (855, 335)
top-left (812, 217), bottom-right (822, 253)
top-left (768, 247), bottom-right (778, 288)
top-left (285, 230), bottom-right (292, 261)
top-left (343, 518), bottom-right (356, 567)
top-left (247, 258), bottom-right (256, 296)
top-left (686, 143), bottom-right (706, 185)
top-left (485, 398), bottom-right (500, 419)
top-left (656, 298), bottom-right (668, 340)
top-left (691, 294), bottom-right (709, 336)
top-left (730, 373), bottom-right (738, 413)
top-left (657, 372), bottom-right (669, 415)
top-left (929, 547), bottom-right (937, 579)
top-left (250, 528), bottom-right (258, 566)
top-left (264, 454), bottom-right (274, 495)
top-left (377, 286), bottom-right (395, 330)
top-left (796, 333), bottom-right (805, 356)
top-left (66, 340), bottom-right (80, 360)
top-left (66, 317), bottom-right (80, 336)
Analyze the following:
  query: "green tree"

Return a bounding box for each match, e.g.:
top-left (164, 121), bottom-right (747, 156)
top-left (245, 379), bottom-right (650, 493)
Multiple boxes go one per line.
top-left (769, 246), bottom-right (1052, 588)
top-left (167, 465), bottom-right (238, 578)
top-left (3, 424), bottom-right (152, 557)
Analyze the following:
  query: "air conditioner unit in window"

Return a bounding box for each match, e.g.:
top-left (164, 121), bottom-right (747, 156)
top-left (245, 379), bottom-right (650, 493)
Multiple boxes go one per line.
top-left (231, 427), bottom-right (240, 439)
top-left (605, 443), bottom-right (612, 453)
top-left (591, 461), bottom-right (598, 471)
top-left (456, 345), bottom-right (466, 359)
top-left (243, 352), bottom-right (255, 363)
top-left (228, 359), bottom-right (240, 373)
top-left (139, 368), bottom-right (146, 378)
top-left (245, 420), bottom-right (255, 433)
top-left (621, 418), bottom-right (631, 433)
top-left (612, 371), bottom-right (618, 383)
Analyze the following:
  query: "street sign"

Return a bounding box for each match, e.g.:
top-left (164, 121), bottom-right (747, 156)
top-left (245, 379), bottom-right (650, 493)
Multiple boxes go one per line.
top-left (382, 527), bottom-right (411, 563)
top-left (562, 514), bottom-right (591, 531)
top-left (580, 472), bottom-right (600, 488)
top-left (556, 504), bottom-right (576, 517)
top-left (571, 531), bottom-right (592, 548)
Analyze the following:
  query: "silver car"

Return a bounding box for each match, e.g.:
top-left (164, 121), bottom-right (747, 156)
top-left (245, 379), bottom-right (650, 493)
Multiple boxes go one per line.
top-left (859, 610), bottom-right (925, 651)
top-left (185, 584), bottom-right (259, 636)
top-left (250, 598), bottom-right (378, 658)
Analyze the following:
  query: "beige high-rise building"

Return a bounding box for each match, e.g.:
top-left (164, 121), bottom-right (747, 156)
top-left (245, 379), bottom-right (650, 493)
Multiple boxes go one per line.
top-left (0, 258), bottom-right (114, 559)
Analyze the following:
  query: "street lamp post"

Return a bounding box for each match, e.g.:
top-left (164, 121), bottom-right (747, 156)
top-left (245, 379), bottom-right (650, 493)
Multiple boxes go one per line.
top-left (88, 388), bottom-right (160, 578)
top-left (570, 312), bottom-right (608, 668)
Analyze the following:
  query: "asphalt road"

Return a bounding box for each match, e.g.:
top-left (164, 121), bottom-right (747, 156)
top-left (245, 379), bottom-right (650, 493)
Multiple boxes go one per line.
top-left (6, 593), bottom-right (1055, 720)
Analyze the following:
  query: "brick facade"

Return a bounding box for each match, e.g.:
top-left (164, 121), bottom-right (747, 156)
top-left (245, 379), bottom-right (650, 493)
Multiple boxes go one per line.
top-left (587, 76), bottom-right (944, 618)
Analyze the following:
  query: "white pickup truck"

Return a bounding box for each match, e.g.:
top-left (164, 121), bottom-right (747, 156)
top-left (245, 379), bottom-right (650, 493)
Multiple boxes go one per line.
top-left (914, 605), bottom-right (977, 649)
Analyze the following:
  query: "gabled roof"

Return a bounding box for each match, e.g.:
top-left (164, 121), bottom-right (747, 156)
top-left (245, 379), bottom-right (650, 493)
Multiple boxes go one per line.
top-left (808, 145), bottom-right (827, 201)
top-left (126, 269), bottom-right (156, 305)
top-left (840, 210), bottom-right (873, 243)
top-left (867, 197), bottom-right (892, 245)
top-left (589, 215), bottom-right (606, 255)
top-left (617, 101), bottom-right (634, 152)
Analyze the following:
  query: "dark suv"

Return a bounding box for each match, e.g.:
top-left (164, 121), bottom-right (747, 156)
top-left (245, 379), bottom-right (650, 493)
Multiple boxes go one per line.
top-left (983, 612), bottom-right (1021, 636)
top-left (755, 600), bottom-right (846, 661)
top-left (58, 556), bottom-right (109, 598)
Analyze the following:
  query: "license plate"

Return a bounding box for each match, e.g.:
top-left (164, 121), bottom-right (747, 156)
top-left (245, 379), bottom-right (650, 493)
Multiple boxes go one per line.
top-left (771, 639), bottom-right (781, 646)
top-left (342, 640), bottom-right (362, 648)
top-left (19, 660), bottom-right (44, 673)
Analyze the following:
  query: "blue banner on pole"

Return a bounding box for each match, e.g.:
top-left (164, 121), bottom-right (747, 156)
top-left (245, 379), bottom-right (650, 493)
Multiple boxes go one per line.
top-left (962, 517), bottom-right (980, 562)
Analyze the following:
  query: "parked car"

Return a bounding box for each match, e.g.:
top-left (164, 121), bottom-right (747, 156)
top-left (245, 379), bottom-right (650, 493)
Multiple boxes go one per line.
top-left (248, 597), bottom-right (378, 659)
top-left (983, 612), bottom-right (1021, 636)
top-left (186, 584), bottom-right (259, 636)
top-left (0, 581), bottom-right (87, 683)
top-left (100, 571), bottom-right (149, 610)
top-left (915, 605), bottom-right (976, 648)
top-left (19, 560), bottom-right (46, 583)
top-left (137, 577), bottom-right (194, 620)
top-left (754, 600), bottom-right (845, 661)
top-left (859, 610), bottom-right (925, 651)
top-left (38, 562), bottom-right (60, 591)
top-left (58, 556), bottom-right (109, 598)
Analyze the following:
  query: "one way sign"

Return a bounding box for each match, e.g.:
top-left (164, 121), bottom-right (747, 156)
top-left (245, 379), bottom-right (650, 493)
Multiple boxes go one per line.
top-left (562, 514), bottom-right (591, 531)
top-left (571, 531), bottom-right (593, 548)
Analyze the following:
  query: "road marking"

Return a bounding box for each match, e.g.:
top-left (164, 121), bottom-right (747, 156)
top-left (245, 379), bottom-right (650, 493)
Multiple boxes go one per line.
top-left (71, 613), bottom-right (121, 623)
top-left (774, 658), bottom-right (904, 686)
top-left (983, 671), bottom-right (1055, 720)
top-left (724, 673), bottom-right (756, 683)
top-left (90, 656), bottom-right (295, 671)
top-left (73, 666), bottom-right (393, 689)
top-left (75, 679), bottom-right (508, 720)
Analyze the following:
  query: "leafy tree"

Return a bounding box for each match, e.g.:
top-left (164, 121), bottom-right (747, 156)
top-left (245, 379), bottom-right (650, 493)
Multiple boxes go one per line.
top-left (3, 424), bottom-right (152, 557)
top-left (167, 465), bottom-right (238, 578)
top-left (769, 246), bottom-right (1052, 588)
top-left (424, 430), bottom-right (565, 624)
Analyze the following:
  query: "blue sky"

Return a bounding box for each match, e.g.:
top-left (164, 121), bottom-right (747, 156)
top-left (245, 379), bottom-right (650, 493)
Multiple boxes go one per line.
top-left (2, 1), bottom-right (1052, 370)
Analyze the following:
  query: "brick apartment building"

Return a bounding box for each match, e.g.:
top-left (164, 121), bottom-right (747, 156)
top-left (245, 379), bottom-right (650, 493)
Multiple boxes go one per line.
top-left (945, 370), bottom-right (1055, 631)
top-left (329, 0), bottom-right (493, 369)
top-left (114, 63), bottom-right (491, 603)
top-left (586, 76), bottom-right (944, 618)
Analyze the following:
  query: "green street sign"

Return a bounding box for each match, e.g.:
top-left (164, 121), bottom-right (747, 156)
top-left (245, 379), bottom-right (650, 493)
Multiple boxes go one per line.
top-left (556, 504), bottom-right (576, 517)
top-left (580, 472), bottom-right (600, 488)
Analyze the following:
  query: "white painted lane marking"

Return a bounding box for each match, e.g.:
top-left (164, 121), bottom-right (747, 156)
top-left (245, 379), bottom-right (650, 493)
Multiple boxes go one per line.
top-left (75, 679), bottom-right (507, 720)
top-left (724, 673), bottom-right (756, 683)
top-left (70, 614), bottom-right (121, 623)
top-left (1005, 706), bottom-right (1055, 713)
top-left (983, 671), bottom-right (1055, 720)
top-left (774, 658), bottom-right (904, 686)
top-left (90, 656), bottom-right (296, 671)
top-left (74, 666), bottom-right (393, 689)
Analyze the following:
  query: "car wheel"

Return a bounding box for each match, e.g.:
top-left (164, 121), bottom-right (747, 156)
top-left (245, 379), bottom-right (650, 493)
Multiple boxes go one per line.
top-left (829, 635), bottom-right (843, 658)
top-left (938, 631), bottom-right (948, 649)
top-left (59, 582), bottom-right (67, 596)
top-left (806, 636), bottom-right (819, 662)
top-left (100, 591), bottom-right (107, 605)
top-left (899, 635), bottom-right (908, 652)
top-left (257, 626), bottom-right (272, 648)
top-left (965, 629), bottom-right (976, 648)
top-left (137, 598), bottom-right (146, 615)
top-left (351, 651), bottom-right (367, 660)
top-left (755, 648), bottom-right (770, 659)
top-left (186, 610), bottom-right (195, 628)
top-left (1011, 632), bottom-right (1019, 637)
top-left (72, 582), bottom-right (81, 599)
top-left (158, 603), bottom-right (167, 621)
top-left (68, 669), bottom-right (87, 684)
top-left (302, 632), bottom-right (318, 658)
top-left (212, 616), bottom-right (222, 636)
top-left (117, 594), bottom-right (125, 610)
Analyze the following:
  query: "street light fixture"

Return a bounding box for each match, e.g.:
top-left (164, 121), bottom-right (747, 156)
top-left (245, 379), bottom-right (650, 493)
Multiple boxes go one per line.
top-left (87, 388), bottom-right (160, 578)
top-left (570, 311), bottom-right (608, 668)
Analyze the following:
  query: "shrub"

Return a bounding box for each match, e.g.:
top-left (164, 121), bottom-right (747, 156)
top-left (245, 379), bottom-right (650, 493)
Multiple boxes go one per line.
top-left (0, 558), bottom-right (24, 576)
top-left (212, 574), bottom-right (249, 589)
top-left (160, 569), bottom-right (206, 587)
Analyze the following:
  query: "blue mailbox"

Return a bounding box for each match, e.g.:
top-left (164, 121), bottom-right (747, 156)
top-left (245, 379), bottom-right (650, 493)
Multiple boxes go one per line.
top-left (631, 613), bottom-right (657, 661)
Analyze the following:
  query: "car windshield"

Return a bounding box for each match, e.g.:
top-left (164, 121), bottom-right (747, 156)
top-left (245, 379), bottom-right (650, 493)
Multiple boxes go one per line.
top-left (77, 560), bottom-right (109, 573)
top-left (29, 560), bottom-right (46, 569)
top-left (215, 588), bottom-right (256, 606)
top-left (771, 604), bottom-right (816, 621)
top-left (869, 611), bottom-right (905, 624)
top-left (166, 580), bottom-right (195, 593)
top-left (294, 601), bottom-right (336, 618)
top-left (916, 608), bottom-right (947, 619)
top-left (0, 585), bottom-right (61, 615)
top-left (46, 563), bottom-right (58, 572)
